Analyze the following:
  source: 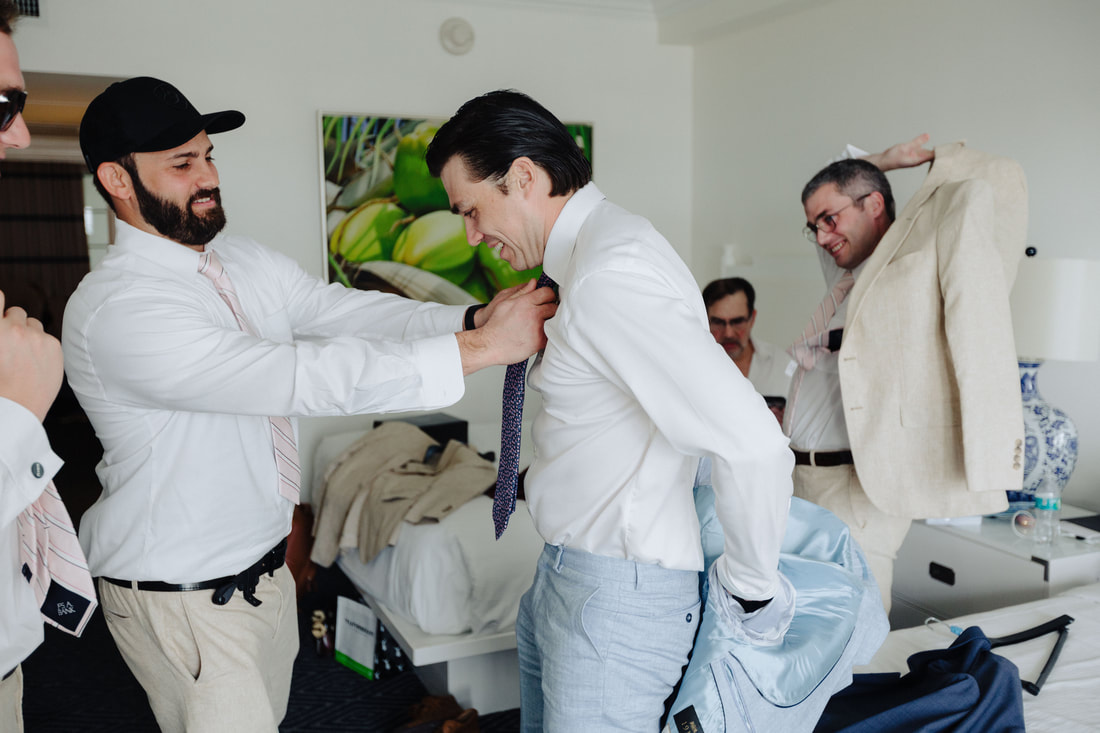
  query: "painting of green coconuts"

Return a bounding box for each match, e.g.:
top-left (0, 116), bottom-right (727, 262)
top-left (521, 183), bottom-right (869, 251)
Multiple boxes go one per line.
top-left (392, 210), bottom-right (476, 287)
top-left (477, 242), bottom-right (542, 291)
top-left (329, 200), bottom-right (408, 262)
top-left (320, 113), bottom-right (592, 305)
top-left (393, 122), bottom-right (450, 214)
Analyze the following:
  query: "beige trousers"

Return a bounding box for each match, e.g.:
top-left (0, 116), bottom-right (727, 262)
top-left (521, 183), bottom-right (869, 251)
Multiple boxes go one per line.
top-left (793, 464), bottom-right (912, 613)
top-left (98, 564), bottom-right (299, 733)
top-left (0, 666), bottom-right (22, 733)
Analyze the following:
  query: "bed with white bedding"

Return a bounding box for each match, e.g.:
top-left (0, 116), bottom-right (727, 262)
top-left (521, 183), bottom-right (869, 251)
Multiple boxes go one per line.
top-left (311, 429), bottom-right (543, 714)
top-left (860, 582), bottom-right (1100, 732)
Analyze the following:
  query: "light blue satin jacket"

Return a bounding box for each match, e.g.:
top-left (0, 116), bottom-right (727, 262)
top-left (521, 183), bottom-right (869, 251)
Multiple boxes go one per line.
top-left (666, 470), bottom-right (888, 732)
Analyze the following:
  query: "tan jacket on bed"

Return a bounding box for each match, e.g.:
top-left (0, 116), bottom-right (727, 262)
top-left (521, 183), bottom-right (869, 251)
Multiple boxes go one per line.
top-left (310, 421), bottom-right (496, 566)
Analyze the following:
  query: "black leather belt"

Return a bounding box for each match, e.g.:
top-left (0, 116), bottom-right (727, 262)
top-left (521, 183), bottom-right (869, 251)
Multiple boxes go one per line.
top-left (792, 449), bottom-right (854, 467)
top-left (101, 538), bottom-right (287, 608)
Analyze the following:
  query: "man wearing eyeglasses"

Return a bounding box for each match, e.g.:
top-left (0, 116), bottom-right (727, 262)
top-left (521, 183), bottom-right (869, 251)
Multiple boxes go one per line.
top-left (703, 277), bottom-right (794, 423)
top-left (785, 137), bottom-right (1026, 612)
top-left (0, 3), bottom-right (99, 731)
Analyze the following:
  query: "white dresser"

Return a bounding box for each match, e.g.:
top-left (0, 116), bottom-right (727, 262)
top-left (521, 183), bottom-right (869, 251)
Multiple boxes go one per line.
top-left (890, 505), bottom-right (1100, 629)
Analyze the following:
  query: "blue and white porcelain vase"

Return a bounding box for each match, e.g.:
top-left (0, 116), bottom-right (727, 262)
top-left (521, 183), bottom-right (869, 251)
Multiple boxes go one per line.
top-left (1015, 360), bottom-right (1078, 502)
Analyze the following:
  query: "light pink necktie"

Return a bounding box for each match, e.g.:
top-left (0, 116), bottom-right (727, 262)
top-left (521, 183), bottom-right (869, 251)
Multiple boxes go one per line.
top-left (199, 250), bottom-right (301, 504)
top-left (17, 481), bottom-right (97, 636)
top-left (787, 270), bottom-right (855, 370)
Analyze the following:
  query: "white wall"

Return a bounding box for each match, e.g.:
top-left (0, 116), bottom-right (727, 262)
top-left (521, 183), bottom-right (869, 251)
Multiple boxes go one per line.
top-left (691, 0), bottom-right (1100, 510)
top-left (16, 0), bottom-right (692, 496)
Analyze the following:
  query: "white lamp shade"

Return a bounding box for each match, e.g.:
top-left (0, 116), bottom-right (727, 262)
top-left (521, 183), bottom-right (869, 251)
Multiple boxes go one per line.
top-left (1011, 257), bottom-right (1100, 362)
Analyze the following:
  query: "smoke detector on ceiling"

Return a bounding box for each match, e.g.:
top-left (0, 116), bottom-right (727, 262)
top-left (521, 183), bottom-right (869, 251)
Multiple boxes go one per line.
top-left (439, 17), bottom-right (475, 56)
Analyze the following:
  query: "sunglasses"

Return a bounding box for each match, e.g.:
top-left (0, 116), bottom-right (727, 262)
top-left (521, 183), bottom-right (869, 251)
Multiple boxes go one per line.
top-left (1, 89), bottom-right (27, 132)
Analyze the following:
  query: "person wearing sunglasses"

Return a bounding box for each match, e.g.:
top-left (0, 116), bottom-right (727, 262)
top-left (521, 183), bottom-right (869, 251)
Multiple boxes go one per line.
top-left (0, 86), bottom-right (22, 138)
top-left (784, 137), bottom-right (1026, 613)
top-left (702, 276), bottom-right (794, 423)
top-left (61, 76), bottom-right (556, 732)
top-left (0, 3), bottom-right (99, 731)
top-left (0, 4), bottom-right (26, 158)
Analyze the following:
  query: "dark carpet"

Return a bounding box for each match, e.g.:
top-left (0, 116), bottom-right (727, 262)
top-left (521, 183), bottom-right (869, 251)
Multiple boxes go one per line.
top-left (22, 603), bottom-right (521, 732)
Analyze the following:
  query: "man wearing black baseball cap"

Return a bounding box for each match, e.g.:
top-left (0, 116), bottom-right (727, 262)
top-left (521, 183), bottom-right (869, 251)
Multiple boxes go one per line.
top-left (63, 77), bottom-right (556, 731)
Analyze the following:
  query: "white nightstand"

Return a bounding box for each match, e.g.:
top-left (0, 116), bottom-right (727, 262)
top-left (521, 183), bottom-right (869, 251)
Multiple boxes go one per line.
top-left (890, 504), bottom-right (1100, 629)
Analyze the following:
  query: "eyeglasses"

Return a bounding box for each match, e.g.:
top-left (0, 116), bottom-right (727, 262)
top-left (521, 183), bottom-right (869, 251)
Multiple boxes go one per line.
top-left (1, 89), bottom-right (27, 133)
top-left (709, 315), bottom-right (751, 330)
top-left (802, 193), bottom-right (870, 242)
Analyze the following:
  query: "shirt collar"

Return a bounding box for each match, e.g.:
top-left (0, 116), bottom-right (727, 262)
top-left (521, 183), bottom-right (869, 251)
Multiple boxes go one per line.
top-left (113, 219), bottom-right (223, 276)
top-left (542, 182), bottom-right (605, 283)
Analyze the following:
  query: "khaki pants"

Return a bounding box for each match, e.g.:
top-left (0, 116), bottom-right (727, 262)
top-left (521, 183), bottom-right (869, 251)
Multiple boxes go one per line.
top-left (0, 666), bottom-right (22, 733)
top-left (98, 564), bottom-right (299, 733)
top-left (793, 464), bottom-right (912, 613)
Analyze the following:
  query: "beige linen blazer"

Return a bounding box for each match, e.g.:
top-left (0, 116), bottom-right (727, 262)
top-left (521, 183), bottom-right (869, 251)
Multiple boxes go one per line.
top-left (839, 142), bottom-right (1026, 519)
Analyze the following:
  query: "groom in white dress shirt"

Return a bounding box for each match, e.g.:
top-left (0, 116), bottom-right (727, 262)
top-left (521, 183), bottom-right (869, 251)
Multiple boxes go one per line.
top-left (428, 89), bottom-right (794, 733)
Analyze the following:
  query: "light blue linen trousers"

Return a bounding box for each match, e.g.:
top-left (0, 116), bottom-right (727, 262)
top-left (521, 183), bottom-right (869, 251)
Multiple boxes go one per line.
top-left (516, 544), bottom-right (701, 732)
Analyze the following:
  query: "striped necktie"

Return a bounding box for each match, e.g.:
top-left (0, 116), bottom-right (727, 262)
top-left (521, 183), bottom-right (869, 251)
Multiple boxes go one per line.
top-left (198, 250), bottom-right (301, 504)
top-left (17, 481), bottom-right (97, 636)
top-left (493, 271), bottom-right (556, 539)
top-left (787, 270), bottom-right (855, 371)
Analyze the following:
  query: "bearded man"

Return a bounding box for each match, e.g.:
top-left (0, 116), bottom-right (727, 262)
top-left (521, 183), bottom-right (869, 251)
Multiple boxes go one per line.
top-left (63, 77), bottom-right (555, 732)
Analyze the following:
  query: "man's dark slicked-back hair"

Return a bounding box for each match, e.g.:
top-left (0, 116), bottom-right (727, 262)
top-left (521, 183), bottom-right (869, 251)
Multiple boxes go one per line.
top-left (1, 0), bottom-right (19, 35)
top-left (802, 158), bottom-right (896, 223)
top-left (426, 89), bottom-right (591, 197)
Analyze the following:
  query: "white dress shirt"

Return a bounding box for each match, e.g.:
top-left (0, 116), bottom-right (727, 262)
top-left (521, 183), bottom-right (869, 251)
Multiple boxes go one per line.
top-left (784, 250), bottom-right (867, 452)
top-left (0, 398), bottom-right (61, 672)
top-left (526, 184), bottom-right (793, 600)
top-left (63, 221), bottom-right (467, 582)
top-left (747, 339), bottom-right (795, 400)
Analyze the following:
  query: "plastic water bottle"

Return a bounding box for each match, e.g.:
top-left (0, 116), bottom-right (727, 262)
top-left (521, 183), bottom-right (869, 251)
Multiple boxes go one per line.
top-left (1032, 480), bottom-right (1062, 545)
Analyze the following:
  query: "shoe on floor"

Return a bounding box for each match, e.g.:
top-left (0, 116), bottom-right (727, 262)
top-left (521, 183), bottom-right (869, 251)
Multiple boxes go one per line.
top-left (396, 694), bottom-right (464, 731)
top-left (439, 708), bottom-right (479, 733)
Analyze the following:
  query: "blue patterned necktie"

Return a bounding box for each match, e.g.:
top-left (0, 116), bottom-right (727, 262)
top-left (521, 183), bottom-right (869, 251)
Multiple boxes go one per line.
top-left (493, 272), bottom-right (556, 539)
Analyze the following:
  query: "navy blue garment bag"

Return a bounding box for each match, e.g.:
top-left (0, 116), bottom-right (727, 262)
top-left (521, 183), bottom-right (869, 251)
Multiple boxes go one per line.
top-left (815, 626), bottom-right (1025, 733)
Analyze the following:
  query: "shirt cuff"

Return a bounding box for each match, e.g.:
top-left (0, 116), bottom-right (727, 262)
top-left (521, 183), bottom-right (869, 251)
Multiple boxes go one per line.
top-left (0, 398), bottom-right (62, 518)
top-left (712, 566), bottom-right (795, 646)
top-left (840, 143), bottom-right (869, 161)
top-left (412, 334), bottom-right (466, 408)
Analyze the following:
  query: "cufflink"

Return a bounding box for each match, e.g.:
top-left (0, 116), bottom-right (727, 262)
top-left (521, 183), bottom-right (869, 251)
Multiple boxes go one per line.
top-left (31, 462), bottom-right (44, 479)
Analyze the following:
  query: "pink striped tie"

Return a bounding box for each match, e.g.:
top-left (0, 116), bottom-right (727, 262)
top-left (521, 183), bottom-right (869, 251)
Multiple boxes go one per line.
top-left (199, 250), bottom-right (301, 504)
top-left (787, 270), bottom-right (855, 370)
top-left (17, 481), bottom-right (97, 636)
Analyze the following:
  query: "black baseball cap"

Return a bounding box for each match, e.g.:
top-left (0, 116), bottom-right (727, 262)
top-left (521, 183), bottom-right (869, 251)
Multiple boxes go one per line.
top-left (79, 76), bottom-right (245, 173)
